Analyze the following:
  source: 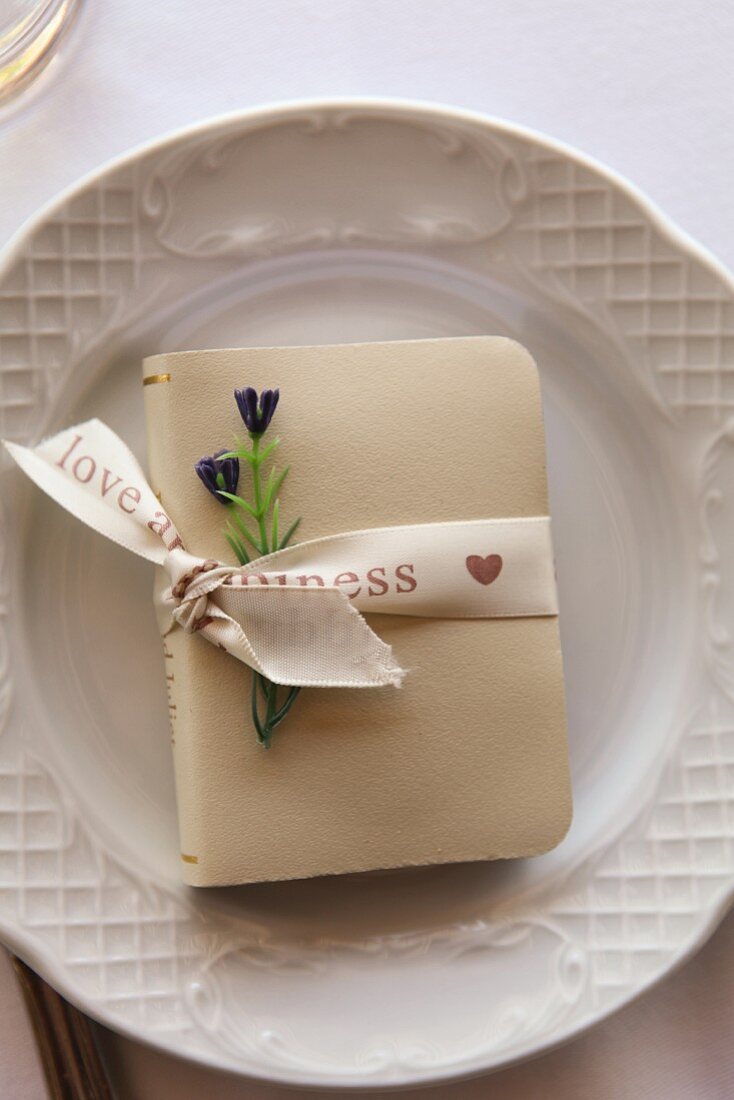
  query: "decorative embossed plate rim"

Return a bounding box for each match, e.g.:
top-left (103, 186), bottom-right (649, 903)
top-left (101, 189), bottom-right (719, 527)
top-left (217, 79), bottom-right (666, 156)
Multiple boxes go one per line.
top-left (1, 98), bottom-right (734, 1088)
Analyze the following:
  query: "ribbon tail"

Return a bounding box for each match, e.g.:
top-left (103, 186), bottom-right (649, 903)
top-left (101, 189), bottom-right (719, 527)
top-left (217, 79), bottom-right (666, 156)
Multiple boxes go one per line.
top-left (4, 420), bottom-right (178, 565)
top-left (210, 585), bottom-right (405, 688)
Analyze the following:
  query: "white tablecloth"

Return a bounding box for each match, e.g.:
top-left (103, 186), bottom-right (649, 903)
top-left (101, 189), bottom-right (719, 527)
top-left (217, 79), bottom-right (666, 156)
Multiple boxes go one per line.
top-left (2, 1), bottom-right (733, 1096)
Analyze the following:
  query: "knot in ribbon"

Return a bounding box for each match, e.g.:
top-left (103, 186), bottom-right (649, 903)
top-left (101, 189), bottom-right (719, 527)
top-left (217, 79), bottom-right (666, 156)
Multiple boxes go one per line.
top-left (168, 556), bottom-right (230, 634)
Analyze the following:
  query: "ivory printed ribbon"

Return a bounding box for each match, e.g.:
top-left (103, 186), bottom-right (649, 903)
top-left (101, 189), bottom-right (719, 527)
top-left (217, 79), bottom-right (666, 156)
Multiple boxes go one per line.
top-left (4, 420), bottom-right (558, 689)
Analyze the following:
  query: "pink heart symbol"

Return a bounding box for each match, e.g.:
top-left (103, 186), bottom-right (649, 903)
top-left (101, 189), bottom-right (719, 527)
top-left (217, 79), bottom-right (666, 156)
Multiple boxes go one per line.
top-left (466, 553), bottom-right (503, 586)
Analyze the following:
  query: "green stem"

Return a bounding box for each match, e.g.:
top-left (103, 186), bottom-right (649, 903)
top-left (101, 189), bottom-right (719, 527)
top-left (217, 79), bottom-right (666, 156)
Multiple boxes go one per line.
top-left (251, 671), bottom-right (265, 744)
top-left (250, 434), bottom-right (270, 556)
top-left (250, 439), bottom-right (281, 747)
top-left (271, 685), bottom-right (301, 728)
top-left (264, 680), bottom-right (279, 749)
top-left (223, 431), bottom-right (303, 748)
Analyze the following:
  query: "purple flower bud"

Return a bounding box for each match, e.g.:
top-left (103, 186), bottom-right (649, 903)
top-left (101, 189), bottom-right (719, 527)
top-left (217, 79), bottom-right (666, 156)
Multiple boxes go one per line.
top-left (234, 386), bottom-right (279, 435)
top-left (195, 449), bottom-right (240, 503)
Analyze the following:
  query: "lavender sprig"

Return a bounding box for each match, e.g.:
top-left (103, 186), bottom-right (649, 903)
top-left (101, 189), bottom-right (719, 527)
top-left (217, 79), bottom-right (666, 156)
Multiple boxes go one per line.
top-left (195, 387), bottom-right (301, 748)
top-left (234, 386), bottom-right (279, 435)
top-left (195, 450), bottom-right (240, 501)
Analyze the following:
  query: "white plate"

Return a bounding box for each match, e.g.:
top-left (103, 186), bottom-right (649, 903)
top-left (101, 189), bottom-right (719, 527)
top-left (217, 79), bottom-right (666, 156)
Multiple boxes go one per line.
top-left (2, 99), bottom-right (734, 1089)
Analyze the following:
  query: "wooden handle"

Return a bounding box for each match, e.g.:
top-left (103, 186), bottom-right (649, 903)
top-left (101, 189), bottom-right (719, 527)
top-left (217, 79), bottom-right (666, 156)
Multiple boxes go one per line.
top-left (10, 955), bottom-right (113, 1100)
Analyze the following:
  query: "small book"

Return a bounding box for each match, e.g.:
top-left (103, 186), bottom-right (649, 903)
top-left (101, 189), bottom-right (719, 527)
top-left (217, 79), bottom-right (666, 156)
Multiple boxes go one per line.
top-left (143, 337), bottom-right (571, 886)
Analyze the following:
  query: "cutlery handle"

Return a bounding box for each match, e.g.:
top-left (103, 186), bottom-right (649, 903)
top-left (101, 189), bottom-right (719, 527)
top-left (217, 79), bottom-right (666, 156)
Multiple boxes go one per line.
top-left (11, 955), bottom-right (113, 1100)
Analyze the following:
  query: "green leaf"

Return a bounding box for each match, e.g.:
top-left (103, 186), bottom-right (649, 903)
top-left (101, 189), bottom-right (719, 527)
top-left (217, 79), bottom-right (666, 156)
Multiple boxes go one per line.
top-left (260, 466), bottom-right (276, 512)
top-left (217, 448), bottom-right (257, 466)
top-left (262, 465), bottom-right (290, 515)
top-left (230, 509), bottom-right (265, 555)
top-left (217, 491), bottom-right (259, 519)
top-left (279, 516), bottom-right (301, 548)
top-left (271, 497), bottom-right (280, 549)
top-left (256, 436), bottom-right (280, 464)
top-left (224, 527), bottom-right (249, 566)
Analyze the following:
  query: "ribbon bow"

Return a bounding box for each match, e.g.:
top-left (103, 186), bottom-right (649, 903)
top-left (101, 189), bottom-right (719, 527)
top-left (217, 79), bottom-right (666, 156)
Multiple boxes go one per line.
top-left (158, 545), bottom-right (404, 687)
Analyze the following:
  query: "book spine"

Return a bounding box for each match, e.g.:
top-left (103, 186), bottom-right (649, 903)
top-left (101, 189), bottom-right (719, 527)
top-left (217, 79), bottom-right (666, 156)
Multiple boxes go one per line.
top-left (143, 360), bottom-right (204, 884)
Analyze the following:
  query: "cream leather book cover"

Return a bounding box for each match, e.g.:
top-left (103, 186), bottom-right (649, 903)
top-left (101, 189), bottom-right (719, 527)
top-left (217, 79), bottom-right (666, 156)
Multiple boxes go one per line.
top-left (143, 337), bottom-right (571, 886)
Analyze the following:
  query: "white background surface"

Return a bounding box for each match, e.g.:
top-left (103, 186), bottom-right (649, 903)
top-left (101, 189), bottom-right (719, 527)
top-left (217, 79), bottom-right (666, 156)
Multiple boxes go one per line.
top-left (1, 1), bottom-right (733, 1097)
